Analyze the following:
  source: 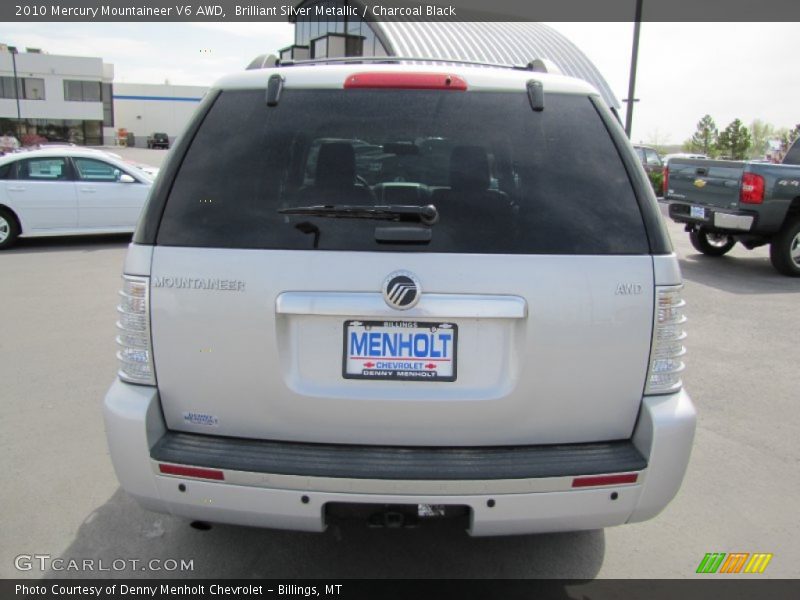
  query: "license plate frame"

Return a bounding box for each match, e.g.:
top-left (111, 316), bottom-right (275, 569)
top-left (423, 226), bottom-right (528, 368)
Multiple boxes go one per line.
top-left (690, 205), bottom-right (707, 219)
top-left (342, 320), bottom-right (458, 382)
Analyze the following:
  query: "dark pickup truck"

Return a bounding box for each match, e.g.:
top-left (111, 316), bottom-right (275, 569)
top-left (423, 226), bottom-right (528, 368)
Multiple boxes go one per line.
top-left (146, 132), bottom-right (170, 149)
top-left (667, 137), bottom-right (800, 276)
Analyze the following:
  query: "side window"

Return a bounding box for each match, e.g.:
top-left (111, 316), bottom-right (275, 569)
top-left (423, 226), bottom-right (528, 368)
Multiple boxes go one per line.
top-left (73, 158), bottom-right (121, 182)
top-left (0, 162), bottom-right (12, 179)
top-left (645, 150), bottom-right (662, 166)
top-left (17, 157), bottom-right (69, 181)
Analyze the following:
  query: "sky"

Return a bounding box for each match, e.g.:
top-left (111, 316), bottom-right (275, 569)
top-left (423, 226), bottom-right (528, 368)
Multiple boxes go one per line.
top-left (2, 21), bottom-right (798, 146)
top-left (547, 22), bottom-right (800, 147)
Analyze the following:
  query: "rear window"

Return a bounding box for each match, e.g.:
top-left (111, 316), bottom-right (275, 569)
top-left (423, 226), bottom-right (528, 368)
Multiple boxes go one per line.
top-left (157, 88), bottom-right (648, 254)
top-left (15, 157), bottom-right (69, 181)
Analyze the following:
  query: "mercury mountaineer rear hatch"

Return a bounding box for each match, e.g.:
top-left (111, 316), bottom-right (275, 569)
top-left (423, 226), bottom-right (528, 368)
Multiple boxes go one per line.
top-left (105, 62), bottom-right (695, 536)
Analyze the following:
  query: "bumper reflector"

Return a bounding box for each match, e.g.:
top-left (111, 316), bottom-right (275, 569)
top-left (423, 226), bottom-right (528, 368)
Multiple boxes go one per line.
top-left (572, 473), bottom-right (638, 488)
top-left (158, 464), bottom-right (225, 481)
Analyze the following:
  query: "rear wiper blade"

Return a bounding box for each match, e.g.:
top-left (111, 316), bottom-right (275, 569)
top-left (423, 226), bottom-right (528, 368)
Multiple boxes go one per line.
top-left (278, 204), bottom-right (439, 225)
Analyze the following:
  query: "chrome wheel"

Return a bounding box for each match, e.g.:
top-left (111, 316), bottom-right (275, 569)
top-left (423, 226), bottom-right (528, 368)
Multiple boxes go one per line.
top-left (0, 215), bottom-right (9, 244)
top-left (689, 229), bottom-right (736, 257)
top-left (706, 233), bottom-right (733, 249)
top-left (769, 218), bottom-right (800, 276)
top-left (791, 231), bottom-right (800, 268)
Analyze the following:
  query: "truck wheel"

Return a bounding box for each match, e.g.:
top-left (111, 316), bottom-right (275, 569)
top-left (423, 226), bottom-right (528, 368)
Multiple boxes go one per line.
top-left (769, 217), bottom-right (800, 277)
top-left (0, 208), bottom-right (20, 250)
top-left (689, 229), bottom-right (736, 256)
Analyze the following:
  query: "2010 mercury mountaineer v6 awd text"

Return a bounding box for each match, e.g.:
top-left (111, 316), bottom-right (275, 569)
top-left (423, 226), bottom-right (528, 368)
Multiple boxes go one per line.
top-left (104, 59), bottom-right (696, 536)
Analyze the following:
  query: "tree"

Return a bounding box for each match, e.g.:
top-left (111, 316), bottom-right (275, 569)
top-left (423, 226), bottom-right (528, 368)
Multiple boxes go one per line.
top-left (749, 119), bottom-right (775, 158)
top-left (717, 119), bottom-right (751, 160)
top-left (690, 115), bottom-right (718, 156)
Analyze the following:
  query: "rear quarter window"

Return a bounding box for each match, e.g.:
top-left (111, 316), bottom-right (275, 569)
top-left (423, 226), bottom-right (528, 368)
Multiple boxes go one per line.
top-left (783, 138), bottom-right (800, 165)
top-left (157, 88), bottom-right (649, 255)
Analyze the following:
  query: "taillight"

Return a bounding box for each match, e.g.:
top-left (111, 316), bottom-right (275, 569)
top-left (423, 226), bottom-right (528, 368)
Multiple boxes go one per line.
top-left (663, 165), bottom-right (669, 196)
top-left (645, 286), bottom-right (686, 395)
top-left (117, 275), bottom-right (156, 385)
top-left (159, 464), bottom-right (224, 481)
top-left (740, 172), bottom-right (765, 204)
top-left (343, 72), bottom-right (468, 91)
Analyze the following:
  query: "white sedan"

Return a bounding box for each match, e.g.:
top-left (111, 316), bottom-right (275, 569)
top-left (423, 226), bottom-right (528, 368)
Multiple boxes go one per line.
top-left (0, 148), bottom-right (154, 249)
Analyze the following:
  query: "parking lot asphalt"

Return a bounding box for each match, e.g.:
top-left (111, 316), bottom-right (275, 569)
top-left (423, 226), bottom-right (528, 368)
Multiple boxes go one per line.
top-left (1, 149), bottom-right (798, 579)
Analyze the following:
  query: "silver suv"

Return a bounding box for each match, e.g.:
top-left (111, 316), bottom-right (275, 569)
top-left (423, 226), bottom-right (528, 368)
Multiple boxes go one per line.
top-left (104, 60), bottom-right (696, 536)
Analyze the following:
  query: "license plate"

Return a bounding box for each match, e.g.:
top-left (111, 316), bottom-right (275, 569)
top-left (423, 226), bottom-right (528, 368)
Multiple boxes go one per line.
top-left (343, 320), bottom-right (457, 382)
top-left (690, 205), bottom-right (706, 219)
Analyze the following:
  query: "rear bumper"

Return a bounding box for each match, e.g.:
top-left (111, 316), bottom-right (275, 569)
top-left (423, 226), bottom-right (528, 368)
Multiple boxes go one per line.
top-left (103, 380), bottom-right (696, 536)
top-left (668, 201), bottom-right (756, 232)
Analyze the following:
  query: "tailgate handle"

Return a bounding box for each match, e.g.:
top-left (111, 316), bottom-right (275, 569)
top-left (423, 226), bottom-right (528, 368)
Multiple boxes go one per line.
top-left (695, 167), bottom-right (708, 175)
top-left (276, 292), bottom-right (527, 319)
top-left (375, 226), bottom-right (432, 243)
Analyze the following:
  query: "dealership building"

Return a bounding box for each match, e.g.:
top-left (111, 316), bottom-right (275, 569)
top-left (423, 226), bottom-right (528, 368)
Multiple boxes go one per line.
top-left (0, 44), bottom-right (114, 145)
top-left (111, 82), bottom-right (206, 146)
top-left (0, 44), bottom-right (207, 147)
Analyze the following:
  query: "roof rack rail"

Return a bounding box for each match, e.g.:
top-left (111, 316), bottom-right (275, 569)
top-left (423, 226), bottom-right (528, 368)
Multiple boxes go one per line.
top-left (273, 55), bottom-right (555, 73)
top-left (247, 54), bottom-right (279, 70)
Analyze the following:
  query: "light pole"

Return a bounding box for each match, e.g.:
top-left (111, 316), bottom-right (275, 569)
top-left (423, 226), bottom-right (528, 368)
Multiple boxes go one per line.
top-left (8, 46), bottom-right (22, 136)
top-left (624, 0), bottom-right (643, 139)
top-left (623, 98), bottom-right (640, 133)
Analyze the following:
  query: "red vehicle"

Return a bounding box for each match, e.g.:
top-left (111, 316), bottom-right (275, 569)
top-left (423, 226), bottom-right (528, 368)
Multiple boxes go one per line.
top-left (633, 144), bottom-right (665, 196)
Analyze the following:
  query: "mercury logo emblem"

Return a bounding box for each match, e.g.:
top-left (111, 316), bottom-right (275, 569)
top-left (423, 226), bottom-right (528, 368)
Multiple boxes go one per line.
top-left (383, 271), bottom-right (421, 310)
